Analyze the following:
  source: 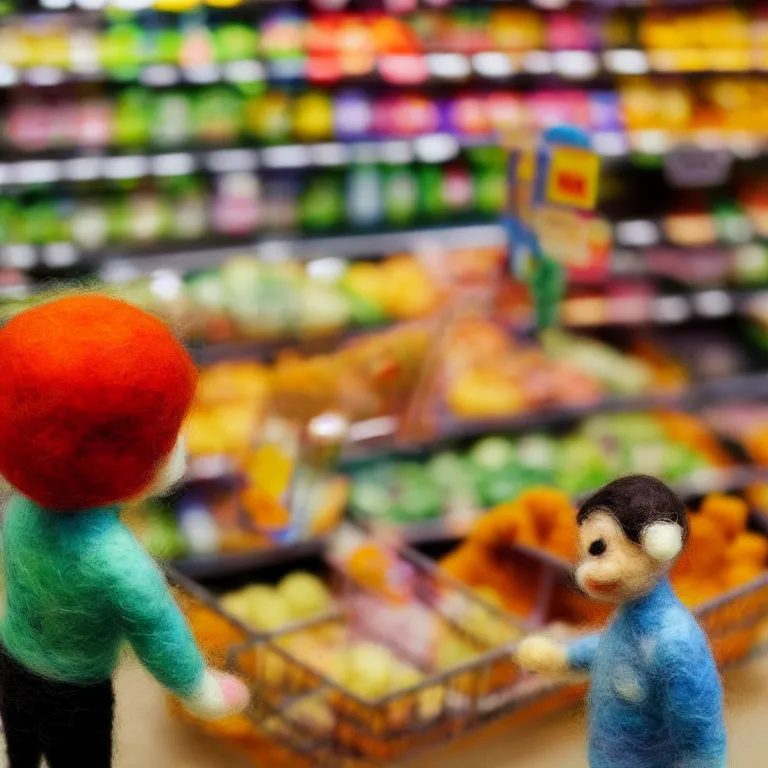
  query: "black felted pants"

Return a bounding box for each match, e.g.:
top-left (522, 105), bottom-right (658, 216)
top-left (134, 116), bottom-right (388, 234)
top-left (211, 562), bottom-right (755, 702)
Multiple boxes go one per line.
top-left (0, 644), bottom-right (114, 768)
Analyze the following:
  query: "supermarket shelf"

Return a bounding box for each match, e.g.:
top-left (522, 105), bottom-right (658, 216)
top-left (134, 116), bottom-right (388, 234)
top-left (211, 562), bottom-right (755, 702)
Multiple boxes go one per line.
top-left (170, 465), bottom-right (768, 579)
top-left (8, 0), bottom-right (297, 16)
top-left (398, 467), bottom-right (768, 548)
top-left (181, 287), bottom-right (768, 365)
top-left (613, 218), bottom-right (764, 250)
top-left (0, 60), bottom-right (267, 89)
top-left (431, 392), bottom-right (690, 444)
top-left (563, 288), bottom-right (767, 328)
top-left (347, 371), bottom-right (768, 453)
top-left (0, 212), bottom-right (762, 278)
top-left (4, 49), bottom-right (768, 91)
top-left (187, 324), bottom-right (393, 365)
top-left (0, 222), bottom-right (506, 275)
top-left (97, 222), bottom-right (508, 278)
top-left (172, 537), bottom-right (326, 581)
top-left (0, 135), bottom-right (498, 186)
top-left (14, 0), bottom-right (742, 17)
top-left (1, 129), bottom-right (766, 190)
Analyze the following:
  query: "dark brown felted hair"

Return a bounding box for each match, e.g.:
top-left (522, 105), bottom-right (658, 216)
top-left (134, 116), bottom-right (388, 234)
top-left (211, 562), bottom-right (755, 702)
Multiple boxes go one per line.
top-left (577, 475), bottom-right (689, 545)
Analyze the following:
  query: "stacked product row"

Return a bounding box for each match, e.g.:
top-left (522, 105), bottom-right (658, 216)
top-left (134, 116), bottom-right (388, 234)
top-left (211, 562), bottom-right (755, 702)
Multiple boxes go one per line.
top-left (2, 6), bottom-right (768, 78)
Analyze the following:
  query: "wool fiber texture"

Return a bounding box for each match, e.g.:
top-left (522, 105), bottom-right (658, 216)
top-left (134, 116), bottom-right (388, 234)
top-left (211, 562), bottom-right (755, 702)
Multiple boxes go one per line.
top-left (0, 295), bottom-right (196, 510)
top-left (578, 475), bottom-right (689, 546)
top-left (568, 577), bottom-right (726, 768)
top-left (0, 494), bottom-right (205, 697)
top-left (0, 641), bottom-right (114, 767)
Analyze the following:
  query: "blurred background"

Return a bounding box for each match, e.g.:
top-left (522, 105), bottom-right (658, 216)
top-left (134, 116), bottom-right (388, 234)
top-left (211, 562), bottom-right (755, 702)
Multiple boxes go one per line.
top-left (3, 0), bottom-right (768, 766)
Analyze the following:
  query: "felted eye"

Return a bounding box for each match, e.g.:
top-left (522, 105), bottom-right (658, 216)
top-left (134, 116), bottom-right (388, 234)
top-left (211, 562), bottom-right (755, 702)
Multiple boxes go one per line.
top-left (589, 539), bottom-right (606, 557)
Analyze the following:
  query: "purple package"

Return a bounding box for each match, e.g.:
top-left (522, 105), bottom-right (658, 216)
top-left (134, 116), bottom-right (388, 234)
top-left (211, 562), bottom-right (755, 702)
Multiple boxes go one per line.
top-left (334, 90), bottom-right (374, 141)
top-left (589, 91), bottom-right (624, 132)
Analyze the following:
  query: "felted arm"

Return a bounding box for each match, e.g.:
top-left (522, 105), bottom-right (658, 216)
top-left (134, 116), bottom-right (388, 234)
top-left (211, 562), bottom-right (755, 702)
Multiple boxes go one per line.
top-left (658, 628), bottom-right (727, 768)
top-left (102, 527), bottom-right (206, 699)
top-left (566, 633), bottom-right (601, 673)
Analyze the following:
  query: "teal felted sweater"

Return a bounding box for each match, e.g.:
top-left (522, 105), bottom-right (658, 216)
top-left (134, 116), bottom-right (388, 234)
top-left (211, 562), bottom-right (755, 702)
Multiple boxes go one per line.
top-left (0, 494), bottom-right (205, 698)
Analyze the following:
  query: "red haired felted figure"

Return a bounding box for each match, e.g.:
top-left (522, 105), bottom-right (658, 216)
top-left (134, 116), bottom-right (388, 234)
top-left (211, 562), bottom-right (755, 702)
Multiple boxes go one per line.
top-left (0, 295), bottom-right (249, 768)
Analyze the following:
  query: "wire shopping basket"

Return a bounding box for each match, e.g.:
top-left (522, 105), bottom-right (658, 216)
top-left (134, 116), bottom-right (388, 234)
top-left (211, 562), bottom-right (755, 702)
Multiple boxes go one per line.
top-left (169, 518), bottom-right (768, 767)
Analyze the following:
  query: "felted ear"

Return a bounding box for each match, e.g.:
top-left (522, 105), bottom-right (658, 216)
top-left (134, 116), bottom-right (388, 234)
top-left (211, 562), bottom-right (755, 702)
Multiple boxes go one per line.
top-left (642, 522), bottom-right (683, 562)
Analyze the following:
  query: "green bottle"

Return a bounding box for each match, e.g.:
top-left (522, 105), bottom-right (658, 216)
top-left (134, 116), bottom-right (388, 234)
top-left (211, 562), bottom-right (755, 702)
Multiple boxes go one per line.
top-left (383, 166), bottom-right (418, 226)
top-left (99, 22), bottom-right (145, 77)
top-left (419, 166), bottom-right (446, 220)
top-left (114, 89), bottom-right (152, 147)
top-left (151, 91), bottom-right (192, 147)
top-left (300, 175), bottom-right (344, 232)
top-left (213, 24), bottom-right (259, 63)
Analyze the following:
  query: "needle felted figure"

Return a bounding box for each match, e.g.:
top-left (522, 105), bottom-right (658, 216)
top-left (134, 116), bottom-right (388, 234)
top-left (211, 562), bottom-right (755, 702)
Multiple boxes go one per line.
top-left (517, 475), bottom-right (726, 768)
top-left (0, 296), bottom-right (249, 768)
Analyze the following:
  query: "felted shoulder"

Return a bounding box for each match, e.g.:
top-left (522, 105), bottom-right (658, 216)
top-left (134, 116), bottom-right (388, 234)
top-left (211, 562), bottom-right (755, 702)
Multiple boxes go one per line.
top-left (78, 516), bottom-right (157, 586)
top-left (652, 604), bottom-right (711, 667)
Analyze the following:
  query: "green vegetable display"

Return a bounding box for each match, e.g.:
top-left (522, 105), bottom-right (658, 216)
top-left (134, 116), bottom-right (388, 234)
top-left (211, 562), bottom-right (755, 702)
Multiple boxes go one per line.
top-left (347, 413), bottom-right (713, 524)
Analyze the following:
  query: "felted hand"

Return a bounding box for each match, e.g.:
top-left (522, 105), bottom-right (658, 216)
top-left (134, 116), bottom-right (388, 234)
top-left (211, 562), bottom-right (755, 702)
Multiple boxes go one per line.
top-left (516, 636), bottom-right (569, 677)
top-left (182, 670), bottom-right (250, 721)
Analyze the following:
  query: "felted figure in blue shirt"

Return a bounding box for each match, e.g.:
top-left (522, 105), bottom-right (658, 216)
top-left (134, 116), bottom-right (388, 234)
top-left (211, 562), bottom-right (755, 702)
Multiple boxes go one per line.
top-left (517, 475), bottom-right (726, 768)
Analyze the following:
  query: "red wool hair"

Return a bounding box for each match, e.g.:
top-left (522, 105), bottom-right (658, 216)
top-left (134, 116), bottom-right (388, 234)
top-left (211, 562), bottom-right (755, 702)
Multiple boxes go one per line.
top-left (0, 295), bottom-right (197, 511)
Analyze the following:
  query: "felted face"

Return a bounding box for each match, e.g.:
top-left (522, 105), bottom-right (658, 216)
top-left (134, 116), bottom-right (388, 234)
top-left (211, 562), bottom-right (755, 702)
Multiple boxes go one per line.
top-left (575, 512), bottom-right (668, 605)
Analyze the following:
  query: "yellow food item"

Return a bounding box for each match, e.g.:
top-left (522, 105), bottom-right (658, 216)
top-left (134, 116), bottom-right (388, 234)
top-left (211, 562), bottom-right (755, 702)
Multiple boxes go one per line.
top-left (447, 369), bottom-right (526, 418)
top-left (378, 257), bottom-right (440, 320)
top-left (278, 572), bottom-right (333, 620)
top-left (435, 635), bottom-right (479, 670)
top-left (196, 362), bottom-right (271, 406)
top-left (329, 643), bottom-right (399, 700)
top-left (309, 477), bottom-right (349, 535)
top-left (245, 444), bottom-right (293, 500)
top-left (221, 586), bottom-right (292, 632)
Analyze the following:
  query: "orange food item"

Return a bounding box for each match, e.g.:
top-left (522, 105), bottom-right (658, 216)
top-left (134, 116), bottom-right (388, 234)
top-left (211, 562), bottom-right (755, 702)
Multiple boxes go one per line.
top-left (185, 606), bottom-right (247, 665)
top-left (699, 493), bottom-right (749, 539)
top-left (441, 545), bottom-right (483, 583)
top-left (471, 505), bottom-right (521, 547)
top-left (674, 577), bottom-right (723, 608)
top-left (746, 483), bottom-right (768, 512)
top-left (346, 542), bottom-right (406, 602)
top-left (724, 564), bottom-right (763, 590)
top-left (545, 517), bottom-right (579, 561)
top-left (655, 411), bottom-right (732, 467)
top-left (684, 513), bottom-right (724, 572)
top-left (744, 426), bottom-right (768, 466)
top-left (726, 532), bottom-right (768, 568)
top-left (521, 487), bottom-right (571, 543)
top-left (478, 501), bottom-right (541, 548)
top-left (240, 483), bottom-right (291, 531)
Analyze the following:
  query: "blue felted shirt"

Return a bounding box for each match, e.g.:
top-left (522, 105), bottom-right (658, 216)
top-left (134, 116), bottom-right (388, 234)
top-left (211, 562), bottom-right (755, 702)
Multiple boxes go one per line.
top-left (568, 577), bottom-right (726, 768)
top-left (0, 494), bottom-right (205, 698)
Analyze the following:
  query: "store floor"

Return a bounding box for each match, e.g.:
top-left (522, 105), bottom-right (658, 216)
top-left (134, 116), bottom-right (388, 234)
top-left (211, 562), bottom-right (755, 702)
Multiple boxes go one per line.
top-left (17, 652), bottom-right (764, 768)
